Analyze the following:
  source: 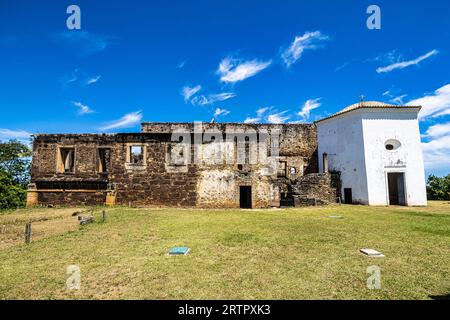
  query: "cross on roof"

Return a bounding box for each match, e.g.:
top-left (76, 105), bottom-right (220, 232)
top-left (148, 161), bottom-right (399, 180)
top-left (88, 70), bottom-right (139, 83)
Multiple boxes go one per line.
top-left (359, 95), bottom-right (366, 107)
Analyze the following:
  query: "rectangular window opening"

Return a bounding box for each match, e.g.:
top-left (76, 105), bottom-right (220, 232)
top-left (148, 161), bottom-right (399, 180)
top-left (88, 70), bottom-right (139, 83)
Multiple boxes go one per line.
top-left (59, 148), bottom-right (75, 173)
top-left (245, 139), bottom-right (250, 165)
top-left (98, 148), bottom-right (111, 173)
top-left (277, 161), bottom-right (287, 177)
top-left (167, 144), bottom-right (187, 166)
top-left (129, 146), bottom-right (144, 164)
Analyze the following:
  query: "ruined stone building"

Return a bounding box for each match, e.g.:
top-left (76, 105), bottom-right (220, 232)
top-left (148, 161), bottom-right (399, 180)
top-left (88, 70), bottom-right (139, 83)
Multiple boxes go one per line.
top-left (27, 101), bottom-right (427, 208)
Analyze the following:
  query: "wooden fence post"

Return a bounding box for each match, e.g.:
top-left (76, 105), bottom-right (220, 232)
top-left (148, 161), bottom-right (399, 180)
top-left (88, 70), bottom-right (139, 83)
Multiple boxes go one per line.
top-left (102, 209), bottom-right (106, 223)
top-left (25, 223), bottom-right (31, 244)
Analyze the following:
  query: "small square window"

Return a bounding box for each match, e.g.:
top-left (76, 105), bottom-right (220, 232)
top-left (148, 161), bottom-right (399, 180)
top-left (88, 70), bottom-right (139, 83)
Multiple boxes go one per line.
top-left (129, 146), bottom-right (144, 164)
top-left (167, 144), bottom-right (187, 166)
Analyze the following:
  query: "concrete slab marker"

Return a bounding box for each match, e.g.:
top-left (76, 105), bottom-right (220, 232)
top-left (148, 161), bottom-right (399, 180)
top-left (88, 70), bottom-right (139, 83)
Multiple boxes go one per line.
top-left (328, 215), bottom-right (343, 219)
top-left (360, 248), bottom-right (385, 257)
top-left (169, 246), bottom-right (190, 255)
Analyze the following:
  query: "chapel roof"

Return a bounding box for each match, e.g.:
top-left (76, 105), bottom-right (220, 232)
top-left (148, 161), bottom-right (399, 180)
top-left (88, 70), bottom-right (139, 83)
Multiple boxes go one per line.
top-left (315, 100), bottom-right (421, 123)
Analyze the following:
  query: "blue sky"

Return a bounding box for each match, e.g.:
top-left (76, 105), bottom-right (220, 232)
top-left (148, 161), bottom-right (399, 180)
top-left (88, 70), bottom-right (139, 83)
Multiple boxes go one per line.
top-left (0, 0), bottom-right (449, 177)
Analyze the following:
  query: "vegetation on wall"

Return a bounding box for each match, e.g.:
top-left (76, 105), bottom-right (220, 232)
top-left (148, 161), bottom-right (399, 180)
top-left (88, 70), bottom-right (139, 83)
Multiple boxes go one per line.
top-left (427, 174), bottom-right (450, 201)
top-left (0, 140), bottom-right (32, 209)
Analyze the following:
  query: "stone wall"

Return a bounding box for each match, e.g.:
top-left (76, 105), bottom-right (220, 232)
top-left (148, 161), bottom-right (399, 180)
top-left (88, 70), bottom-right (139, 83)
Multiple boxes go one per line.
top-left (37, 191), bottom-right (106, 206)
top-left (31, 133), bottom-right (199, 207)
top-left (30, 122), bottom-right (319, 208)
top-left (291, 173), bottom-right (341, 206)
top-left (110, 134), bottom-right (198, 207)
top-left (141, 122), bottom-right (318, 173)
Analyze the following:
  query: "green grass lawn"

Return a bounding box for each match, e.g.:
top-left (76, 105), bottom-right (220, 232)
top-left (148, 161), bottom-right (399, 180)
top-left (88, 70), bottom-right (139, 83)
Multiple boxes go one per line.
top-left (1, 202), bottom-right (449, 299)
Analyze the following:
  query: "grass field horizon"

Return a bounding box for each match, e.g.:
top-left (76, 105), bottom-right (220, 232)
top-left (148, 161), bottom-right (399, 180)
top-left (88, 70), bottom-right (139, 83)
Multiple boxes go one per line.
top-left (1, 202), bottom-right (449, 300)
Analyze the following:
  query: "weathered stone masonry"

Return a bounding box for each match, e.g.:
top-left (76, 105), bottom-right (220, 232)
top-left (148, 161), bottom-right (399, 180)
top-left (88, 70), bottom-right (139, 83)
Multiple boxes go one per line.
top-left (28, 122), bottom-right (338, 208)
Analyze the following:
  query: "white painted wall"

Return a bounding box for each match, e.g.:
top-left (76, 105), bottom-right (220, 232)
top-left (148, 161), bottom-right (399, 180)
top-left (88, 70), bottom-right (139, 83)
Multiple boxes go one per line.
top-left (317, 107), bottom-right (427, 206)
top-left (317, 111), bottom-right (369, 204)
top-left (361, 109), bottom-right (427, 206)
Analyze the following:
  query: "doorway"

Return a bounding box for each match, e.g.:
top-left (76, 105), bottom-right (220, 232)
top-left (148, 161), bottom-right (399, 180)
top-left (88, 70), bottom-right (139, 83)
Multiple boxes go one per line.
top-left (344, 188), bottom-right (352, 204)
top-left (387, 173), bottom-right (406, 205)
top-left (239, 186), bottom-right (252, 209)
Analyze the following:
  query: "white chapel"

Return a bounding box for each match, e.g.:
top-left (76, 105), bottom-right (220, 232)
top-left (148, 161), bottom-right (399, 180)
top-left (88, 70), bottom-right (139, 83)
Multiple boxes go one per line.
top-left (316, 101), bottom-right (427, 206)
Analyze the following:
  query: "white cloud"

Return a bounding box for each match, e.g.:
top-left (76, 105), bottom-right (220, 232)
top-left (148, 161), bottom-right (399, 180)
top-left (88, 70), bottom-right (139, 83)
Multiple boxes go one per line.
top-left (421, 121), bottom-right (450, 169)
top-left (53, 31), bottom-right (117, 55)
top-left (64, 75), bottom-right (77, 85)
top-left (392, 84), bottom-right (450, 169)
top-left (191, 92), bottom-right (236, 106)
top-left (406, 84), bottom-right (450, 119)
top-left (217, 57), bottom-right (271, 83)
top-left (244, 106), bottom-right (272, 123)
top-left (433, 109), bottom-right (450, 118)
top-left (376, 50), bottom-right (438, 73)
top-left (422, 134), bottom-right (450, 169)
top-left (182, 85), bottom-right (202, 102)
top-left (422, 134), bottom-right (450, 151)
top-left (382, 90), bottom-right (392, 97)
top-left (99, 111), bottom-right (143, 131)
top-left (73, 101), bottom-right (94, 115)
top-left (182, 84), bottom-right (236, 106)
top-left (0, 129), bottom-right (31, 143)
top-left (281, 31), bottom-right (329, 67)
top-left (87, 75), bottom-right (101, 85)
top-left (372, 49), bottom-right (403, 64)
top-left (61, 69), bottom-right (79, 85)
top-left (176, 60), bottom-right (187, 69)
top-left (267, 111), bottom-right (290, 124)
top-left (334, 61), bottom-right (351, 72)
top-left (244, 106), bottom-right (291, 123)
top-left (256, 107), bottom-right (269, 117)
top-left (389, 94), bottom-right (407, 105)
top-left (297, 98), bottom-right (321, 120)
top-left (214, 108), bottom-right (230, 117)
top-left (424, 122), bottom-right (450, 138)
top-left (244, 117), bottom-right (260, 124)
top-left (61, 69), bottom-right (102, 87)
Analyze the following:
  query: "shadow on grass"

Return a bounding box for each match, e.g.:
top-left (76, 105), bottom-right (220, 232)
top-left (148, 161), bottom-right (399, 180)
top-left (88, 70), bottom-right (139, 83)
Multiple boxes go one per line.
top-left (429, 294), bottom-right (450, 300)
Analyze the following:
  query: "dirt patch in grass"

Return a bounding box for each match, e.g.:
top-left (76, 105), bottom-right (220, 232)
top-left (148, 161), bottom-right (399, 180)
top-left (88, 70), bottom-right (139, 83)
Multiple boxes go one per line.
top-left (0, 208), bottom-right (88, 250)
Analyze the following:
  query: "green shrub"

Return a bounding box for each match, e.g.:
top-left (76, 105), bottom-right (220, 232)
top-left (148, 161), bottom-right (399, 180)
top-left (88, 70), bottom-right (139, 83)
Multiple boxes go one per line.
top-left (427, 174), bottom-right (450, 201)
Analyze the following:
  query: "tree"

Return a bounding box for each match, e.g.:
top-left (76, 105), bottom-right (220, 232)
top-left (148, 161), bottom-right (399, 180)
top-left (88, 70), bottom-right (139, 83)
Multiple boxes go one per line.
top-left (0, 140), bottom-right (31, 209)
top-left (0, 140), bottom-right (32, 186)
top-left (0, 169), bottom-right (27, 209)
top-left (427, 174), bottom-right (450, 201)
